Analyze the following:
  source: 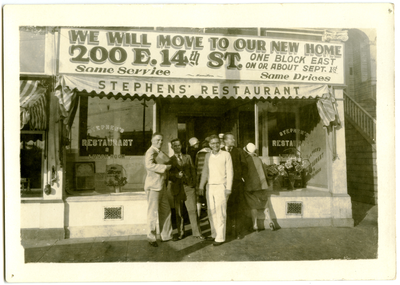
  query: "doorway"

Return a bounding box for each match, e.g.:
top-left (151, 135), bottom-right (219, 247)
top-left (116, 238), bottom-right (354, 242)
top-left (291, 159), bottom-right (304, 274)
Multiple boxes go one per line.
top-left (178, 116), bottom-right (222, 151)
top-left (160, 97), bottom-right (255, 151)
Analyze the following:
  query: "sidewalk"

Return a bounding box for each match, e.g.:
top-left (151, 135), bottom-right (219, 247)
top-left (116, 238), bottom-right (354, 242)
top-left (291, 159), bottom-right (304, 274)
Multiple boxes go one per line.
top-left (22, 201), bottom-right (377, 262)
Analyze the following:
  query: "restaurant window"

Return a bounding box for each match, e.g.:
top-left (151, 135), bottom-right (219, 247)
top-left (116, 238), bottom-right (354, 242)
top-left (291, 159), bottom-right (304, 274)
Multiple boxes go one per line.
top-left (78, 96), bottom-right (154, 157)
top-left (257, 100), bottom-right (320, 157)
top-left (257, 100), bottom-right (328, 190)
top-left (20, 131), bottom-right (45, 198)
top-left (267, 111), bottom-right (297, 157)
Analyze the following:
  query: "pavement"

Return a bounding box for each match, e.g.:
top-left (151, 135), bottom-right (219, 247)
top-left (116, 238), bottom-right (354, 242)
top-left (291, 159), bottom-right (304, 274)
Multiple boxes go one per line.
top-left (22, 201), bottom-right (377, 263)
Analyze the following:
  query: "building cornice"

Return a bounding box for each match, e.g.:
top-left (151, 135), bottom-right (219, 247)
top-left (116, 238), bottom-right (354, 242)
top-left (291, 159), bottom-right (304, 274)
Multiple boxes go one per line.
top-left (322, 30), bottom-right (349, 42)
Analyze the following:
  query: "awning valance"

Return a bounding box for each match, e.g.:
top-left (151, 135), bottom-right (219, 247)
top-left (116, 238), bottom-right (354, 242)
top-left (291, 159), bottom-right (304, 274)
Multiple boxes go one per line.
top-left (59, 74), bottom-right (330, 100)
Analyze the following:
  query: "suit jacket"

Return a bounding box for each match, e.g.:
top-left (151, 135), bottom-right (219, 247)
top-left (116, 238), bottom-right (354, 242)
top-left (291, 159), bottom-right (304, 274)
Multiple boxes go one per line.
top-left (144, 146), bottom-right (169, 191)
top-left (199, 151), bottom-right (233, 191)
top-left (221, 146), bottom-right (248, 183)
top-left (187, 147), bottom-right (199, 166)
top-left (169, 154), bottom-right (196, 196)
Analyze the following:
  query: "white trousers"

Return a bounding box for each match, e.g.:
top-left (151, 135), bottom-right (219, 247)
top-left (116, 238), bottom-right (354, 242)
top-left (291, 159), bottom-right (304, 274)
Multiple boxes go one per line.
top-left (207, 184), bottom-right (229, 242)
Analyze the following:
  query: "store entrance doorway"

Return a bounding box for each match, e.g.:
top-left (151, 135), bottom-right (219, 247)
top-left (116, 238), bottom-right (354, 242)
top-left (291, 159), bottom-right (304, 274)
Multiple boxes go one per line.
top-left (178, 116), bottom-right (222, 153)
top-left (161, 97), bottom-right (255, 153)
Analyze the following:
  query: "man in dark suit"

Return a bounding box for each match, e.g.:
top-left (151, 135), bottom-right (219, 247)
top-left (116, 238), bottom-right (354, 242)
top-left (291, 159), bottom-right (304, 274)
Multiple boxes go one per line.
top-left (144, 132), bottom-right (173, 247)
top-left (169, 138), bottom-right (205, 240)
top-left (222, 133), bottom-right (248, 239)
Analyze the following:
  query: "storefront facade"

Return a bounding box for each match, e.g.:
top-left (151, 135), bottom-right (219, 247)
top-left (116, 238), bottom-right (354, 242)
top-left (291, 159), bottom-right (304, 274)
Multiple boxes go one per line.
top-left (21, 26), bottom-right (354, 239)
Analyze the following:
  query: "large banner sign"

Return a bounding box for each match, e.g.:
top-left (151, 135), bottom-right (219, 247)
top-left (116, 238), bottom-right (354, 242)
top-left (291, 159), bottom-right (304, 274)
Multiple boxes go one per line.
top-left (59, 28), bottom-right (345, 84)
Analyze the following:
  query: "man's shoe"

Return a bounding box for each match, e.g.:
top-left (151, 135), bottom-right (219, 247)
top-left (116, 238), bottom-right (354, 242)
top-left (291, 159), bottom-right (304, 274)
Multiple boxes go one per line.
top-left (148, 241), bottom-right (158, 247)
top-left (213, 241), bottom-right (224, 246)
top-left (236, 234), bottom-right (244, 240)
top-left (269, 222), bottom-right (275, 231)
top-left (194, 235), bottom-right (206, 240)
top-left (178, 234), bottom-right (185, 240)
top-left (205, 237), bottom-right (215, 241)
top-left (172, 236), bottom-right (179, 242)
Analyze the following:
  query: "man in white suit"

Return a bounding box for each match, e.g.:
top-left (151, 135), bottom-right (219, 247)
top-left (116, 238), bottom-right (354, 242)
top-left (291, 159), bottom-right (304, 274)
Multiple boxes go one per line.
top-left (199, 135), bottom-right (233, 246)
top-left (144, 132), bottom-right (172, 247)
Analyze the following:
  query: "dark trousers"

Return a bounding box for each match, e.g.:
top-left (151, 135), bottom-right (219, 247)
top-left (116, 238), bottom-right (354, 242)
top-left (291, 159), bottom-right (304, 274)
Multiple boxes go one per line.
top-left (226, 180), bottom-right (245, 236)
top-left (174, 185), bottom-right (202, 237)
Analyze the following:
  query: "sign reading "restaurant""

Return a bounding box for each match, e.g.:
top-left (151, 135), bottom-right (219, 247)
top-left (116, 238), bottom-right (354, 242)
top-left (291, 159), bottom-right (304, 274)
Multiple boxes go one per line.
top-left (60, 75), bottom-right (330, 99)
top-left (59, 28), bottom-right (345, 84)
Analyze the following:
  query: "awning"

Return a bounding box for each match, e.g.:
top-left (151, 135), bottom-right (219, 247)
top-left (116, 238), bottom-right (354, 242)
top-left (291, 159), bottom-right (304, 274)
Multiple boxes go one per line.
top-left (20, 80), bottom-right (47, 130)
top-left (55, 76), bottom-right (79, 127)
top-left (59, 74), bottom-right (330, 100)
top-left (317, 89), bottom-right (341, 127)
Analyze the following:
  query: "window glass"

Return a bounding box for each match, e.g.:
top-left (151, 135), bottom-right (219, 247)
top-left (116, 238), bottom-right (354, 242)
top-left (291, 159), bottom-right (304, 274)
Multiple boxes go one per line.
top-left (20, 132), bottom-right (44, 197)
top-left (20, 30), bottom-right (45, 73)
top-left (79, 96), bottom-right (154, 157)
top-left (300, 120), bottom-right (328, 189)
top-left (257, 101), bottom-right (319, 157)
top-left (257, 100), bottom-right (327, 190)
top-left (267, 112), bottom-right (297, 157)
top-left (66, 95), bottom-right (154, 195)
top-left (119, 98), bottom-right (154, 155)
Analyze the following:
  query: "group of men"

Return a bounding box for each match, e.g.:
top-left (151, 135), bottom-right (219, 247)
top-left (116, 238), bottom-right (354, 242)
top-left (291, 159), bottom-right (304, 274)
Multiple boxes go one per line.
top-left (144, 132), bottom-right (248, 247)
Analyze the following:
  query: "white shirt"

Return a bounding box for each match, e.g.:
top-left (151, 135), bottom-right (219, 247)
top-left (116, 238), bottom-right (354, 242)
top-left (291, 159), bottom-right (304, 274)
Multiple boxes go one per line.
top-left (208, 150), bottom-right (233, 190)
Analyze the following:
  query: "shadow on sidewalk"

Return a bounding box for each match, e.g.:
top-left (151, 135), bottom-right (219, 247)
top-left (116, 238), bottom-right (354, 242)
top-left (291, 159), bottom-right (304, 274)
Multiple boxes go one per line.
top-left (351, 201), bottom-right (377, 227)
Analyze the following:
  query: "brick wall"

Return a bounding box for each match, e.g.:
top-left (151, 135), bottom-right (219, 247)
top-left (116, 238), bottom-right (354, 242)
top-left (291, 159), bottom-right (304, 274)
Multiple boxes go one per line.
top-left (345, 121), bottom-right (377, 204)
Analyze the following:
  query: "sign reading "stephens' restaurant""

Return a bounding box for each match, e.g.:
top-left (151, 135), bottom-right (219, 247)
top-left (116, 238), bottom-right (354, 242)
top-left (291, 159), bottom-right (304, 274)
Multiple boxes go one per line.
top-left (58, 28), bottom-right (345, 84)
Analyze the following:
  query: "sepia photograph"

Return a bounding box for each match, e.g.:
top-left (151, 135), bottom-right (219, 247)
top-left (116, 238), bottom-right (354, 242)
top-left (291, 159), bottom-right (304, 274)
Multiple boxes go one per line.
top-left (4, 2), bottom-right (395, 282)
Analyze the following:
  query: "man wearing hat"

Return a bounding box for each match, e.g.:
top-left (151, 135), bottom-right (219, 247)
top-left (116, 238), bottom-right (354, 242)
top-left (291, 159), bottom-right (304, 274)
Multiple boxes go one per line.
top-left (219, 133), bottom-right (225, 148)
top-left (187, 137), bottom-right (200, 164)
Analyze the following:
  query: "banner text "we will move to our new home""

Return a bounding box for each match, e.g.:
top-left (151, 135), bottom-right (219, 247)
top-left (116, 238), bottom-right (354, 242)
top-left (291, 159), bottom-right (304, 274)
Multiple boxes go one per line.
top-left (59, 28), bottom-right (344, 84)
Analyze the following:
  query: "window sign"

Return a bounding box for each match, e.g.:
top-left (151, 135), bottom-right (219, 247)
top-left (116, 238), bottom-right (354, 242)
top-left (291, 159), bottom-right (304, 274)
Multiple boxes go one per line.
top-left (268, 112), bottom-right (302, 156)
top-left (79, 96), bottom-right (154, 157)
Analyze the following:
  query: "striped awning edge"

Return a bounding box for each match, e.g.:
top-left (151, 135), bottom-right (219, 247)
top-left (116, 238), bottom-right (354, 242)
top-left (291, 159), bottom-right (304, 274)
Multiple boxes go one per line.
top-left (20, 80), bottom-right (47, 130)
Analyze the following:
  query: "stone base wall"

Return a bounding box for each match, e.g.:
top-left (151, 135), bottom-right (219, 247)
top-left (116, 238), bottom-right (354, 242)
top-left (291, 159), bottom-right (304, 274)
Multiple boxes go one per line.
top-left (345, 121), bottom-right (377, 205)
